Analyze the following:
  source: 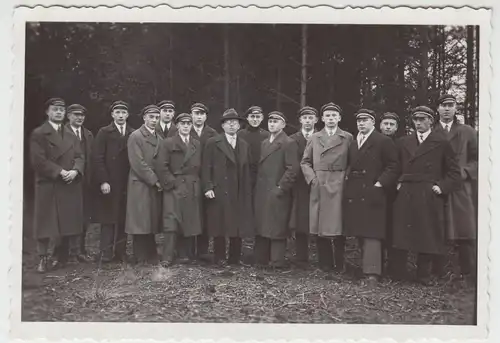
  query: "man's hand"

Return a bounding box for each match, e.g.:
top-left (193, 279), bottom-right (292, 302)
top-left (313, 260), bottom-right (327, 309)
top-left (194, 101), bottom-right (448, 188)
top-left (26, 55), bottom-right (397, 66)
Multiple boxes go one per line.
top-left (432, 185), bottom-right (442, 195)
top-left (155, 182), bottom-right (163, 192)
top-left (63, 170), bottom-right (78, 183)
top-left (374, 181), bottom-right (383, 188)
top-left (100, 182), bottom-right (111, 194)
top-left (397, 183), bottom-right (402, 191)
top-left (205, 190), bottom-right (215, 199)
top-left (59, 169), bottom-right (69, 179)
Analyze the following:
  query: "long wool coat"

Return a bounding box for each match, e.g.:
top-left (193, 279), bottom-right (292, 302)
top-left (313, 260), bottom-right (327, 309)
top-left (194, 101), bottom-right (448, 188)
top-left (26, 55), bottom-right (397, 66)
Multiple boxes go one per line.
top-left (155, 134), bottom-right (202, 237)
top-left (125, 125), bottom-right (162, 235)
top-left (289, 130), bottom-right (313, 234)
top-left (30, 122), bottom-right (85, 239)
top-left (434, 122), bottom-right (478, 240)
top-left (201, 134), bottom-right (254, 238)
top-left (190, 125), bottom-right (218, 151)
top-left (301, 128), bottom-right (353, 237)
top-left (238, 126), bottom-right (270, 188)
top-left (254, 131), bottom-right (299, 239)
top-left (343, 130), bottom-right (399, 239)
top-left (65, 123), bottom-right (95, 223)
top-left (91, 122), bottom-right (134, 225)
top-left (392, 131), bottom-right (461, 254)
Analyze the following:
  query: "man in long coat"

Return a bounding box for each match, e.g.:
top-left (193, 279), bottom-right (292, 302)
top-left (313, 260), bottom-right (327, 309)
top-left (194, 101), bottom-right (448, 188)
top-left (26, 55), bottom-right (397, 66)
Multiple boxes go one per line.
top-left (392, 106), bottom-right (461, 285)
top-left (343, 109), bottom-right (399, 284)
top-left (202, 108), bottom-right (254, 265)
top-left (92, 100), bottom-right (134, 263)
top-left (60, 104), bottom-right (94, 260)
top-left (254, 111), bottom-right (299, 268)
top-left (189, 102), bottom-right (218, 259)
top-left (156, 100), bottom-right (178, 139)
top-left (125, 105), bottom-right (163, 264)
top-left (156, 113), bottom-right (202, 265)
top-left (289, 106), bottom-right (318, 267)
top-left (378, 112), bottom-right (401, 276)
top-left (301, 102), bottom-right (353, 272)
top-left (30, 98), bottom-right (85, 273)
top-left (434, 94), bottom-right (478, 279)
top-left (238, 106), bottom-right (270, 187)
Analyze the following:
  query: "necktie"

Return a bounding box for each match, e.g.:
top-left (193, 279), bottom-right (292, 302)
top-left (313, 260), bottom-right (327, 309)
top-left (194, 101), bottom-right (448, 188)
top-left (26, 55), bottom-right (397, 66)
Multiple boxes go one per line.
top-left (230, 136), bottom-right (236, 149)
top-left (419, 134), bottom-right (424, 143)
top-left (57, 125), bottom-right (63, 137)
top-left (119, 125), bottom-right (124, 136)
top-left (304, 132), bottom-right (311, 140)
top-left (358, 134), bottom-right (365, 147)
top-left (183, 136), bottom-right (189, 145)
top-left (445, 124), bottom-right (450, 133)
top-left (76, 129), bottom-right (81, 140)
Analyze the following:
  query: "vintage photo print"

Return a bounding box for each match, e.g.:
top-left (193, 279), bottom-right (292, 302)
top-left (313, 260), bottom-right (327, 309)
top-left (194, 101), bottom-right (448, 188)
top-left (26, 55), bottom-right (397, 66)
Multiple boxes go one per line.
top-left (9, 4), bottom-right (493, 342)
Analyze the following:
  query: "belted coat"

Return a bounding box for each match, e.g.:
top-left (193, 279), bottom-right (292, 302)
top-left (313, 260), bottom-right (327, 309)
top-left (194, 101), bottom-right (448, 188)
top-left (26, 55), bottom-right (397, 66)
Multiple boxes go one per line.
top-left (392, 131), bottom-right (461, 254)
top-left (301, 127), bottom-right (353, 237)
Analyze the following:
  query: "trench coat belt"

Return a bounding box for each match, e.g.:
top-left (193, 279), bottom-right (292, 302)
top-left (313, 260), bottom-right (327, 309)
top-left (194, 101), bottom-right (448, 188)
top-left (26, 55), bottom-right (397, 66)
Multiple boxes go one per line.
top-left (172, 169), bottom-right (198, 176)
top-left (315, 165), bottom-right (345, 172)
top-left (349, 170), bottom-right (367, 178)
top-left (399, 173), bottom-right (437, 183)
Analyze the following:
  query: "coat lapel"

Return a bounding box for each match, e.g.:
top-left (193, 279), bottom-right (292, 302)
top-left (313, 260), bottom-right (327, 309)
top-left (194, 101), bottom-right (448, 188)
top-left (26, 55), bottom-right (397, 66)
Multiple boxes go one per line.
top-left (183, 136), bottom-right (197, 165)
top-left (352, 130), bottom-right (376, 165)
top-left (155, 123), bottom-right (166, 139)
top-left (140, 125), bottom-right (160, 157)
top-left (319, 128), bottom-right (346, 154)
top-left (42, 122), bottom-right (73, 159)
top-left (409, 131), bottom-right (443, 162)
top-left (216, 135), bottom-right (236, 164)
top-left (259, 131), bottom-right (284, 163)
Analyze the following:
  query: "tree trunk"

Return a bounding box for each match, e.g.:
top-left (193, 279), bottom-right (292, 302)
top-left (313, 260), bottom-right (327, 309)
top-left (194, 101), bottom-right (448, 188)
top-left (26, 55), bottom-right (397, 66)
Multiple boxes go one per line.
top-left (418, 26), bottom-right (429, 104)
top-left (300, 24), bottom-right (307, 107)
top-left (466, 25), bottom-right (475, 125)
top-left (224, 25), bottom-right (230, 108)
top-left (169, 27), bottom-right (174, 98)
top-left (276, 64), bottom-right (282, 110)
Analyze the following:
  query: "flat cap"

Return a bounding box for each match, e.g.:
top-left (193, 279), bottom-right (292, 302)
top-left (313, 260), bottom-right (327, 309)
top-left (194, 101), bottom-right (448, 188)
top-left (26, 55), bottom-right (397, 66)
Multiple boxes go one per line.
top-left (109, 100), bottom-right (129, 112)
top-left (141, 104), bottom-right (160, 116)
top-left (437, 94), bottom-right (456, 105)
top-left (191, 102), bottom-right (208, 113)
top-left (175, 112), bottom-right (193, 124)
top-left (411, 105), bottom-right (435, 119)
top-left (355, 108), bottom-right (376, 121)
top-left (268, 111), bottom-right (286, 123)
top-left (157, 100), bottom-right (175, 110)
top-left (380, 112), bottom-right (400, 123)
top-left (66, 104), bottom-right (87, 115)
top-left (45, 97), bottom-right (65, 109)
top-left (221, 108), bottom-right (245, 123)
top-left (298, 106), bottom-right (318, 118)
top-left (246, 106), bottom-right (263, 116)
top-left (320, 102), bottom-right (342, 114)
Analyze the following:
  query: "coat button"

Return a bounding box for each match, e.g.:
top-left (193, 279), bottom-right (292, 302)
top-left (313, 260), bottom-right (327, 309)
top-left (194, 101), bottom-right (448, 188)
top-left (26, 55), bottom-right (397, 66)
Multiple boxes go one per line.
top-left (348, 199), bottom-right (352, 203)
top-left (361, 198), bottom-right (365, 201)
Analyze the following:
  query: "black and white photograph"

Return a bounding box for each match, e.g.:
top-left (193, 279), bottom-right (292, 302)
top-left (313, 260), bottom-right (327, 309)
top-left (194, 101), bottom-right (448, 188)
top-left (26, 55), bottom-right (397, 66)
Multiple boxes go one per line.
top-left (8, 4), bottom-right (493, 342)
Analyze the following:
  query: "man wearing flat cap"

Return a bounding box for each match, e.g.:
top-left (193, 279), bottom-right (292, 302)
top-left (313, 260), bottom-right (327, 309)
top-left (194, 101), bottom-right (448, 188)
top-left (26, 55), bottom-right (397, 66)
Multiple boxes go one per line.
top-left (343, 109), bottom-right (399, 285)
top-left (379, 112), bottom-right (400, 139)
top-left (288, 106), bottom-right (318, 268)
top-left (156, 100), bottom-right (178, 139)
top-left (201, 108), bottom-right (254, 265)
top-left (60, 104), bottom-right (94, 260)
top-left (238, 106), bottom-right (270, 187)
top-left (301, 102), bottom-right (353, 272)
top-left (189, 102), bottom-right (218, 259)
top-left (92, 100), bottom-right (134, 263)
top-left (434, 94), bottom-right (478, 282)
top-left (391, 105), bottom-right (461, 285)
top-left (125, 105), bottom-right (163, 264)
top-left (30, 98), bottom-right (85, 273)
top-left (155, 113), bottom-right (203, 265)
top-left (254, 111), bottom-right (299, 268)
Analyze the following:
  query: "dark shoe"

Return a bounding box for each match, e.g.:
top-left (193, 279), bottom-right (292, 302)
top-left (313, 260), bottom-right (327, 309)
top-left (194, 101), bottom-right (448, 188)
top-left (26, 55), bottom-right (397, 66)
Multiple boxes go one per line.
top-left (36, 257), bottom-right (47, 273)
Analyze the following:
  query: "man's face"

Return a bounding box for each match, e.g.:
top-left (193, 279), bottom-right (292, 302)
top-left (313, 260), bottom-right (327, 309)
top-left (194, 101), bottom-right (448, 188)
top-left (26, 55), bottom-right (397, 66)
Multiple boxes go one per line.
top-left (143, 112), bottom-right (160, 130)
top-left (268, 118), bottom-right (285, 134)
top-left (222, 119), bottom-right (240, 135)
top-left (46, 105), bottom-right (65, 123)
top-left (357, 116), bottom-right (375, 134)
top-left (437, 102), bottom-right (456, 123)
top-left (412, 115), bottom-right (433, 133)
top-left (299, 114), bottom-right (318, 131)
top-left (177, 120), bottom-right (193, 135)
top-left (322, 110), bottom-right (341, 128)
top-left (191, 109), bottom-right (207, 126)
top-left (380, 118), bottom-right (398, 136)
top-left (247, 112), bottom-right (264, 128)
top-left (68, 112), bottom-right (85, 128)
top-left (111, 108), bottom-right (129, 125)
top-left (160, 107), bottom-right (175, 124)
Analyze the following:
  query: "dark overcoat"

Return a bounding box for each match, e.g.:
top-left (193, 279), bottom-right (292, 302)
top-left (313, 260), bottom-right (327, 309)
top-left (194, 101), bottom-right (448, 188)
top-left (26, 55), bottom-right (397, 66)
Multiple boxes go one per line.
top-left (201, 134), bottom-right (254, 238)
top-left (155, 122), bottom-right (178, 139)
top-left (343, 130), bottom-right (399, 239)
top-left (238, 127), bottom-right (270, 187)
top-left (91, 122), bottom-right (134, 225)
top-left (155, 134), bottom-right (203, 237)
top-left (254, 131), bottom-right (299, 239)
top-left (289, 131), bottom-right (312, 233)
top-left (65, 123), bottom-right (95, 222)
top-left (393, 131), bottom-right (461, 254)
top-left (190, 125), bottom-right (218, 151)
top-left (434, 122), bottom-right (478, 240)
top-left (125, 125), bottom-right (162, 235)
top-left (30, 122), bottom-right (85, 239)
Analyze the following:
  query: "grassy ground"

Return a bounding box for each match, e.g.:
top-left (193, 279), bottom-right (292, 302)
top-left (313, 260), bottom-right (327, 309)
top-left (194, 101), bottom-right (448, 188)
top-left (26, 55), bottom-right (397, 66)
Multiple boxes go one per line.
top-left (22, 224), bottom-right (476, 324)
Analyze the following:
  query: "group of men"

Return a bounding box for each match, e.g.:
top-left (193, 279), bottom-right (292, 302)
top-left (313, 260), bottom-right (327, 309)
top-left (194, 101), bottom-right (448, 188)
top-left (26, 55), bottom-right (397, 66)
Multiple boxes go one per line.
top-left (29, 94), bottom-right (477, 286)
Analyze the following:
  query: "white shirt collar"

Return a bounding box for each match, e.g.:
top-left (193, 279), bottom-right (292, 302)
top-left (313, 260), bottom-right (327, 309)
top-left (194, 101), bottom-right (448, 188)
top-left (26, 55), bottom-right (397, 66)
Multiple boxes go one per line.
top-left (145, 125), bottom-right (156, 136)
top-left (70, 125), bottom-right (81, 134)
top-left (325, 126), bottom-right (338, 136)
top-left (225, 133), bottom-right (236, 141)
top-left (301, 128), bottom-right (314, 138)
top-left (179, 133), bottom-right (189, 142)
top-left (48, 121), bottom-right (60, 131)
top-left (194, 125), bottom-right (204, 136)
top-left (440, 121), bottom-right (453, 129)
top-left (417, 129), bottom-right (432, 142)
top-left (115, 122), bottom-right (126, 132)
top-left (160, 121), bottom-right (171, 131)
top-left (357, 127), bottom-right (375, 140)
